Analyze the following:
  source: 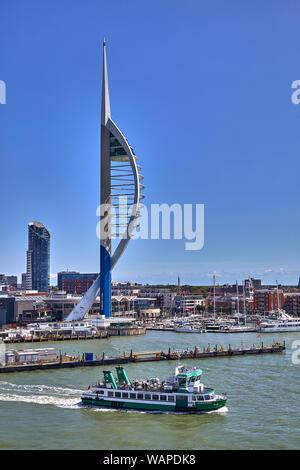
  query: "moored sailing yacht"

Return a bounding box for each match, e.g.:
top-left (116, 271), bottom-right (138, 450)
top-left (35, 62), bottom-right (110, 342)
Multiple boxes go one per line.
top-left (81, 365), bottom-right (227, 413)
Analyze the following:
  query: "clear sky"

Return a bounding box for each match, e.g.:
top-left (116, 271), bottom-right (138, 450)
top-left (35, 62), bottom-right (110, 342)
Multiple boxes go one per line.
top-left (1, 0), bottom-right (300, 286)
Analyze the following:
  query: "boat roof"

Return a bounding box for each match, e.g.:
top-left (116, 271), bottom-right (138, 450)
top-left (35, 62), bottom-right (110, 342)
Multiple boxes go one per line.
top-left (176, 366), bottom-right (202, 377)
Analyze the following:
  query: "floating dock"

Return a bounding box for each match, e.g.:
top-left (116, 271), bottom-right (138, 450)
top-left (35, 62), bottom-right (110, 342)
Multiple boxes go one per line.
top-left (146, 327), bottom-right (258, 333)
top-left (0, 341), bottom-right (285, 373)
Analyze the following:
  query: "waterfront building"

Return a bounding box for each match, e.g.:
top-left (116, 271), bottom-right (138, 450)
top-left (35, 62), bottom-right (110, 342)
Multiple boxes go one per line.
top-left (43, 294), bottom-right (100, 321)
top-left (284, 293), bottom-right (300, 315)
top-left (244, 278), bottom-right (261, 291)
top-left (178, 295), bottom-right (205, 312)
top-left (0, 274), bottom-right (18, 289)
top-left (25, 221), bottom-right (50, 293)
top-left (57, 271), bottom-right (98, 294)
top-left (21, 273), bottom-right (27, 290)
top-left (253, 289), bottom-right (284, 313)
top-left (231, 296), bottom-right (254, 313)
top-left (111, 281), bottom-right (142, 296)
top-left (0, 296), bottom-right (15, 325)
top-left (13, 295), bottom-right (48, 323)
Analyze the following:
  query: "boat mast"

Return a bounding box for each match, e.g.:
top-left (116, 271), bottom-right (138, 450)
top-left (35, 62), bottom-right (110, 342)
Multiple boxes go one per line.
top-left (236, 280), bottom-right (240, 325)
top-left (276, 280), bottom-right (280, 317)
top-left (213, 275), bottom-right (216, 320)
top-left (243, 280), bottom-right (247, 326)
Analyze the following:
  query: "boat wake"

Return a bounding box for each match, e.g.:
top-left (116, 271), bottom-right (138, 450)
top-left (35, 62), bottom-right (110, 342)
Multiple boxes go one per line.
top-left (0, 381), bottom-right (83, 409)
top-left (207, 406), bottom-right (228, 414)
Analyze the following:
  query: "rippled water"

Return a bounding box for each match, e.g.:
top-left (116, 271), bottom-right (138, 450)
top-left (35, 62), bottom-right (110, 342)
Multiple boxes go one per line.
top-left (0, 330), bottom-right (299, 449)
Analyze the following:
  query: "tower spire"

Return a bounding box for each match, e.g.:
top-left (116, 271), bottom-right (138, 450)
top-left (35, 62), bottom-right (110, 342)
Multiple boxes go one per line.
top-left (101, 38), bottom-right (111, 125)
top-left (65, 40), bottom-right (143, 321)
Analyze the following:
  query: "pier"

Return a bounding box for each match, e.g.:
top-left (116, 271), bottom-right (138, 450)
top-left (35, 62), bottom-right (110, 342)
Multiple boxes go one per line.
top-left (0, 341), bottom-right (285, 373)
top-left (1, 327), bottom-right (146, 344)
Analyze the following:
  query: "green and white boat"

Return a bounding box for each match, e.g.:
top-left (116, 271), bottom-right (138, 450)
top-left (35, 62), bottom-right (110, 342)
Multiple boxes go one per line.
top-left (81, 364), bottom-right (227, 413)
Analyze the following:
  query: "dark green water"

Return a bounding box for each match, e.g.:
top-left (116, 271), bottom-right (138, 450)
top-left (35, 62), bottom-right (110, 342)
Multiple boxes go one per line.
top-left (0, 330), bottom-right (299, 449)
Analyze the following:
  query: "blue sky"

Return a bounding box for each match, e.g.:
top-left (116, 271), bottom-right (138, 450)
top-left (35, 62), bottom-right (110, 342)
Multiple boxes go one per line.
top-left (1, 0), bottom-right (300, 286)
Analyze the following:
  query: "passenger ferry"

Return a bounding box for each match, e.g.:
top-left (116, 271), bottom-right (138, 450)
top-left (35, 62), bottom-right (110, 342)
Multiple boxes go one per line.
top-left (81, 365), bottom-right (227, 413)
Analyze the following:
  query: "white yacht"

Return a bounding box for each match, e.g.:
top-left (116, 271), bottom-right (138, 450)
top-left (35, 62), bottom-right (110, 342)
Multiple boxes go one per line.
top-left (258, 310), bottom-right (300, 332)
top-left (174, 325), bottom-right (204, 333)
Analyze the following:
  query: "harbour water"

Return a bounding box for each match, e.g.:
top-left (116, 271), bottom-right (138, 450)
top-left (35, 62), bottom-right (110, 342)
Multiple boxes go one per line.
top-left (0, 330), bottom-right (299, 450)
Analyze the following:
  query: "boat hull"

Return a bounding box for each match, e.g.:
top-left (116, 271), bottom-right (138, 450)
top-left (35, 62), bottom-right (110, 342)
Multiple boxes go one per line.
top-left (81, 396), bottom-right (227, 413)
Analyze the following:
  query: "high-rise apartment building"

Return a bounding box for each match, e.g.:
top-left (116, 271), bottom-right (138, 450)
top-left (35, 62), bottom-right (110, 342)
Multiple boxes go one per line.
top-left (25, 221), bottom-right (50, 293)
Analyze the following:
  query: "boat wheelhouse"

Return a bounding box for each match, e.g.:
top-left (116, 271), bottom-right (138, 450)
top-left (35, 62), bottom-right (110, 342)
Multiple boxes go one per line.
top-left (81, 365), bottom-right (227, 413)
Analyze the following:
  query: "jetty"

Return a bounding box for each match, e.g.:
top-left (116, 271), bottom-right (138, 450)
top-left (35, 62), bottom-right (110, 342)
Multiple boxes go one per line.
top-left (1, 327), bottom-right (145, 344)
top-left (0, 341), bottom-right (285, 374)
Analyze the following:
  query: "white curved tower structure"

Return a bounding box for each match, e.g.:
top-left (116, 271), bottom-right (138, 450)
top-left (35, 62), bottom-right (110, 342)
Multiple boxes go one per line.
top-left (66, 40), bottom-right (144, 321)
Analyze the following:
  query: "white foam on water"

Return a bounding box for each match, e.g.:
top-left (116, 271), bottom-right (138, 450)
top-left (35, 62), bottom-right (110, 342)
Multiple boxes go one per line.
top-left (0, 381), bottom-right (84, 409)
top-left (207, 406), bottom-right (229, 414)
top-left (0, 381), bottom-right (84, 395)
top-left (0, 393), bottom-right (81, 409)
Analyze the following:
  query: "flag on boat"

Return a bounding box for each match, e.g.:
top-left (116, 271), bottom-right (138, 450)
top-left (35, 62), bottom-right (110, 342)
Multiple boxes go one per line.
top-left (257, 333), bottom-right (261, 338)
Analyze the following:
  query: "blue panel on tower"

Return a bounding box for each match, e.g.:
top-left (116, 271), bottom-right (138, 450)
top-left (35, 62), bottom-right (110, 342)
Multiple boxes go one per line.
top-left (100, 244), bottom-right (111, 318)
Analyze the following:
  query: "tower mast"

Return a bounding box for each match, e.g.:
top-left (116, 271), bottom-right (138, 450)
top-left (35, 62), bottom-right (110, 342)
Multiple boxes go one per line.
top-left (100, 38), bottom-right (112, 317)
top-left (65, 40), bottom-right (144, 321)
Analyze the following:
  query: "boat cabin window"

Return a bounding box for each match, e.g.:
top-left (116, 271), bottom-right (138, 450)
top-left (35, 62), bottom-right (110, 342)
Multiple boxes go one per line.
top-left (188, 376), bottom-right (198, 384)
top-left (97, 390), bottom-right (104, 395)
top-left (160, 395), bottom-right (167, 401)
top-left (115, 392), bottom-right (121, 398)
top-left (177, 377), bottom-right (186, 387)
top-left (152, 394), bottom-right (159, 400)
top-left (168, 396), bottom-right (175, 402)
top-left (130, 393), bottom-right (136, 399)
top-left (145, 394), bottom-right (151, 400)
top-left (108, 391), bottom-right (114, 397)
top-left (197, 396), bottom-right (204, 401)
top-left (137, 393), bottom-right (143, 399)
top-left (122, 392), bottom-right (128, 398)
top-left (204, 395), bottom-right (211, 400)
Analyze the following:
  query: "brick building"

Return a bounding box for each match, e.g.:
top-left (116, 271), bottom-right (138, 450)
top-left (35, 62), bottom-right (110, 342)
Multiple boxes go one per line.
top-left (254, 290), bottom-right (284, 312)
top-left (57, 272), bottom-right (98, 294)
